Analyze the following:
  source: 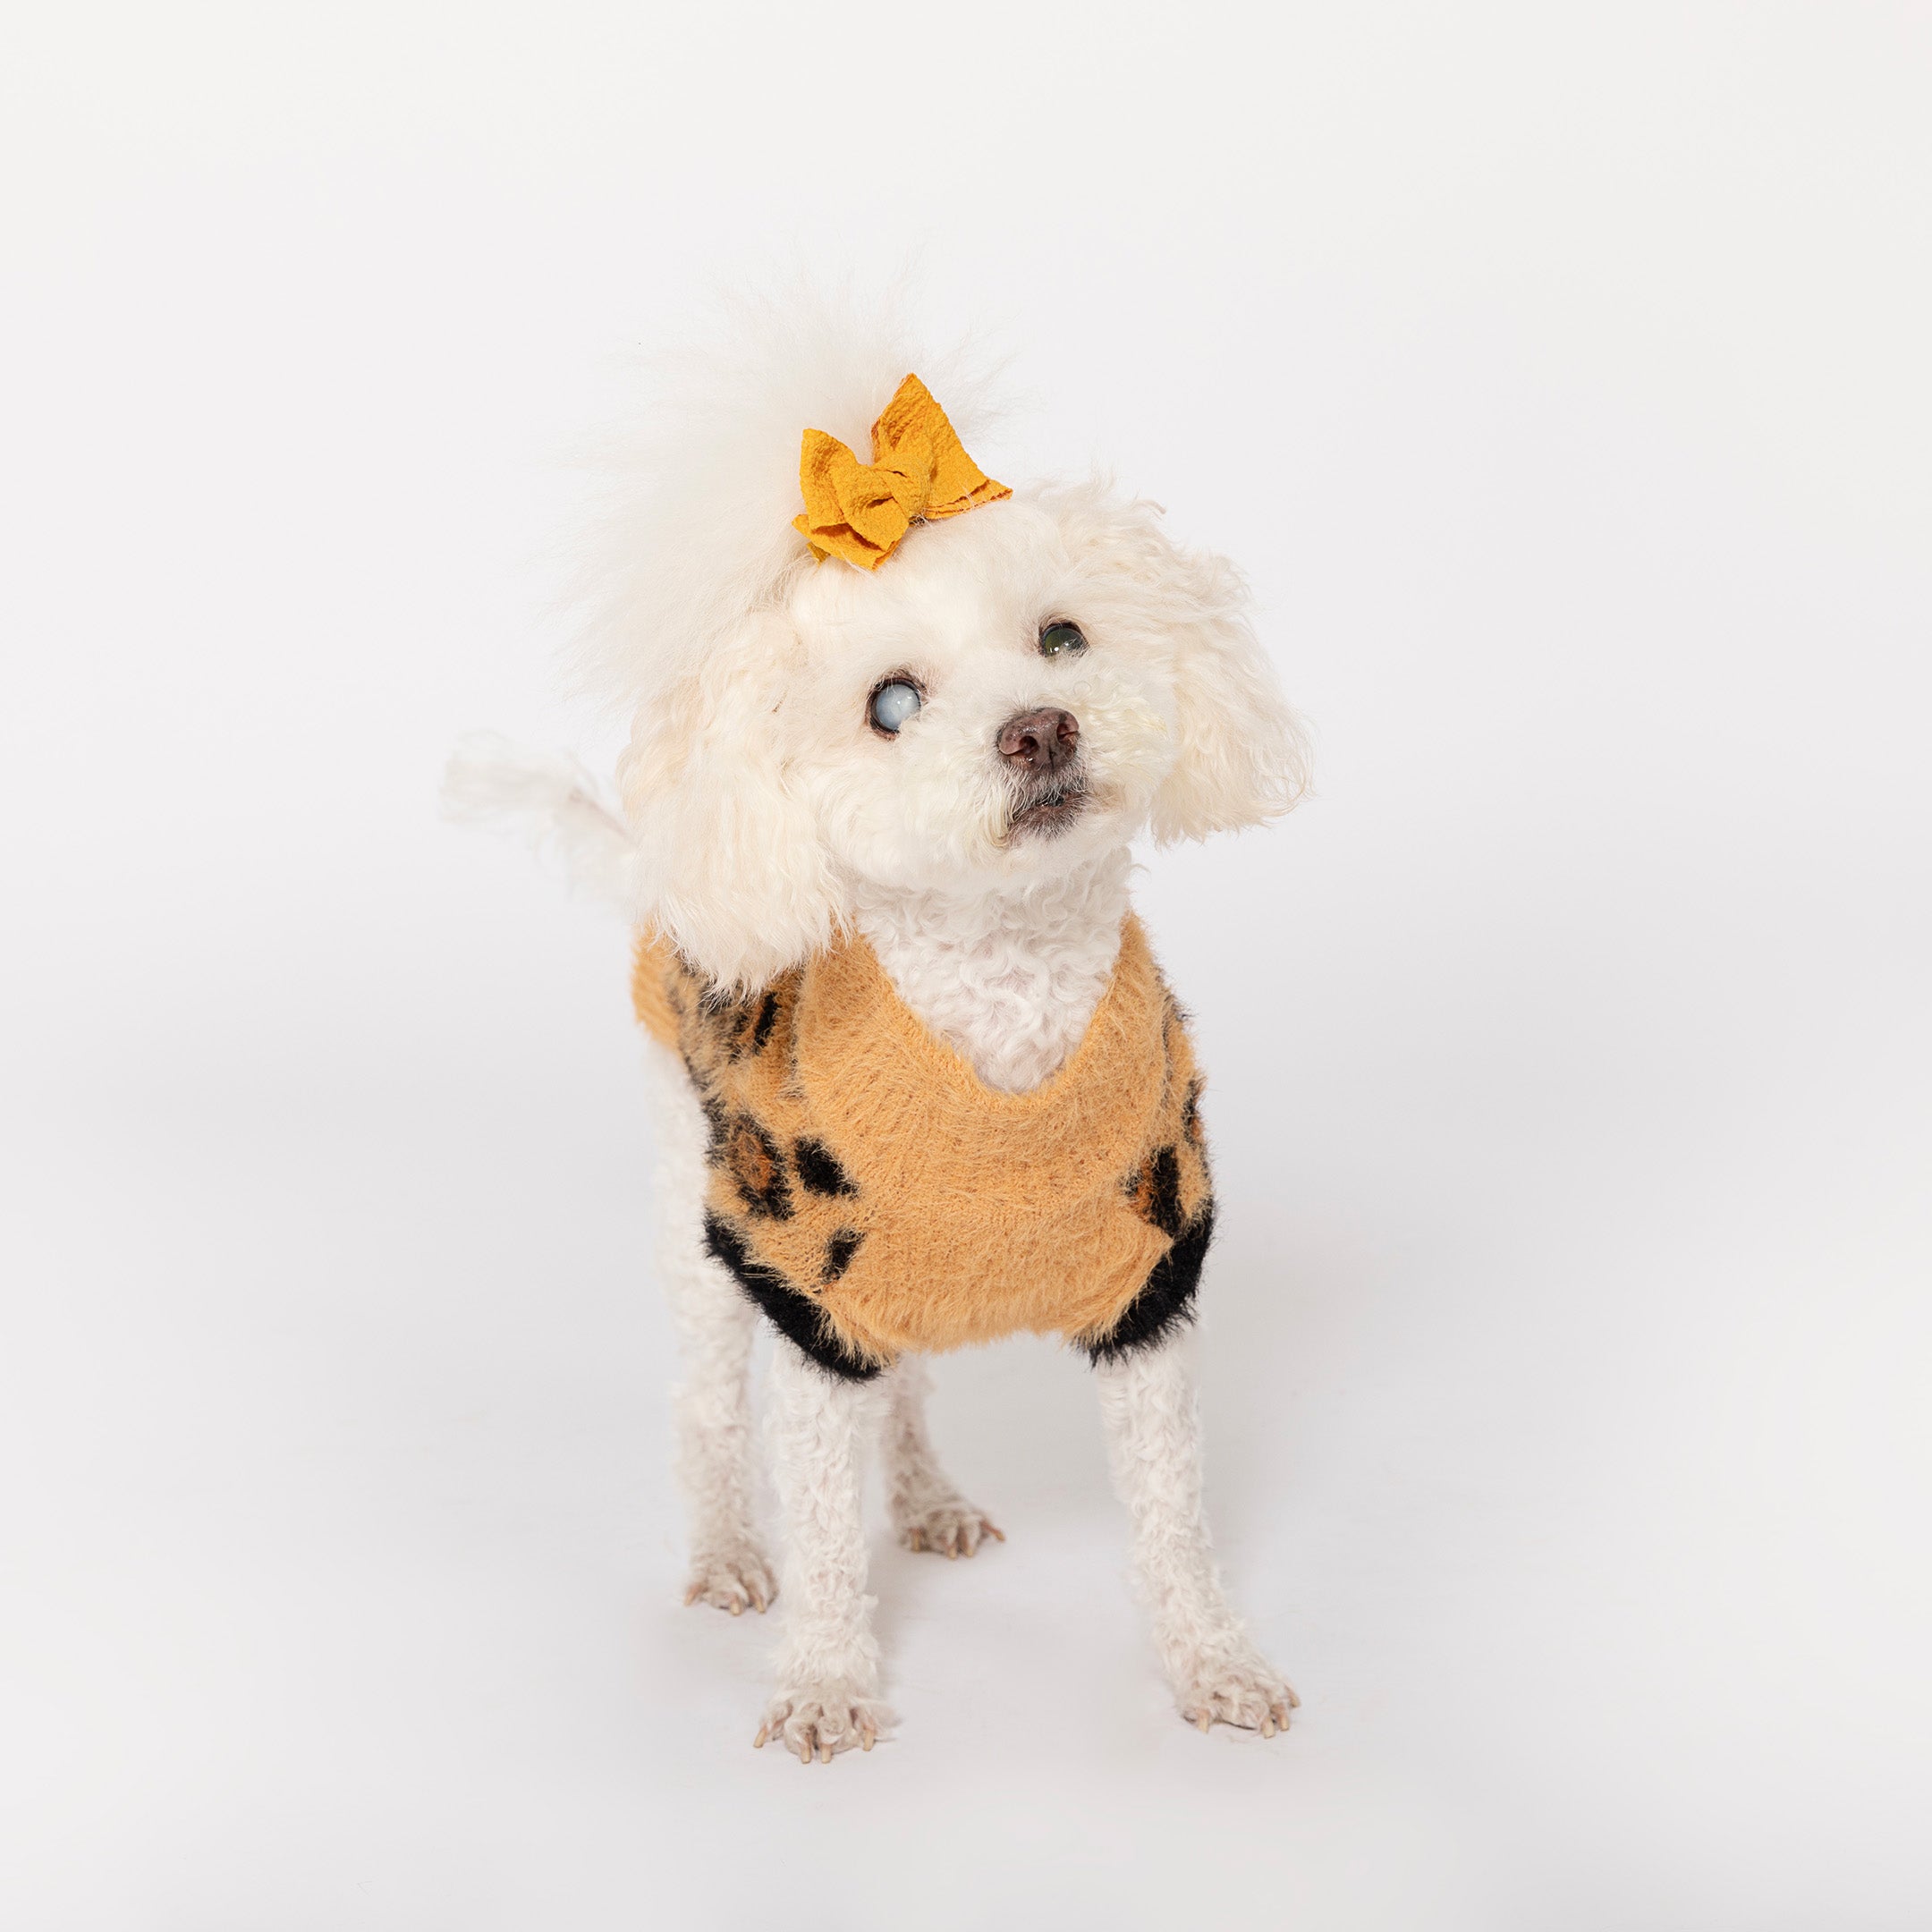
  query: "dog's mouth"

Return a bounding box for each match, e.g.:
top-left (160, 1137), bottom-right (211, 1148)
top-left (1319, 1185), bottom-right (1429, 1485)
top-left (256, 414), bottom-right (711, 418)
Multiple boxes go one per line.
top-left (1005, 776), bottom-right (1089, 840)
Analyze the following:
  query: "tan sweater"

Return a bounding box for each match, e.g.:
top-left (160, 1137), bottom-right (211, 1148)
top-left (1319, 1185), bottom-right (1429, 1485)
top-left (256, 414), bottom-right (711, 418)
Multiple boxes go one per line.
top-left (631, 915), bottom-right (1213, 1379)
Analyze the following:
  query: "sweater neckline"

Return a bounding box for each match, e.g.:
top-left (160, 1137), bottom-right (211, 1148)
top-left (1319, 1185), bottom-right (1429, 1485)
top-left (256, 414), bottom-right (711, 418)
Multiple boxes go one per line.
top-left (820, 913), bottom-right (1149, 1109)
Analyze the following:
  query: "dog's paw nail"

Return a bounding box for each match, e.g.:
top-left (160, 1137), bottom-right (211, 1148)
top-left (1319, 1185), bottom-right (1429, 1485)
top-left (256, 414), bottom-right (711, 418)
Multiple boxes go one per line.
top-left (758, 1688), bottom-right (890, 1765)
top-left (901, 1502), bottom-right (1002, 1562)
top-left (1179, 1655), bottom-right (1297, 1737)
top-left (684, 1549), bottom-right (778, 1616)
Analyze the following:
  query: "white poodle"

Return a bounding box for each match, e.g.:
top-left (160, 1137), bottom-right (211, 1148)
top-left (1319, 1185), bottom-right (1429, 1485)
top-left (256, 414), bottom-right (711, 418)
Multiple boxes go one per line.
top-left (449, 297), bottom-right (1309, 1762)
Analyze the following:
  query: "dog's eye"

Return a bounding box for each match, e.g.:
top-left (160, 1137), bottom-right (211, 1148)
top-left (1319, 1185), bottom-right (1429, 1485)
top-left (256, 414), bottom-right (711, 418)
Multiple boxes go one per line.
top-left (869, 680), bottom-right (923, 734)
top-left (1038, 621), bottom-right (1088, 658)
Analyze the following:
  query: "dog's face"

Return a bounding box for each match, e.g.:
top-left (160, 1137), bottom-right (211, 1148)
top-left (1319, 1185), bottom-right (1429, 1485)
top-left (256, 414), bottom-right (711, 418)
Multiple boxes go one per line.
top-left (784, 496), bottom-right (1181, 895)
top-left (621, 480), bottom-right (1305, 987)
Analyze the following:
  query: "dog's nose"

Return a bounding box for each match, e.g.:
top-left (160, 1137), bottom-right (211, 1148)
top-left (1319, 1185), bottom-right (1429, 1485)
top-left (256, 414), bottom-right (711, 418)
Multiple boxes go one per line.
top-left (996, 707), bottom-right (1080, 775)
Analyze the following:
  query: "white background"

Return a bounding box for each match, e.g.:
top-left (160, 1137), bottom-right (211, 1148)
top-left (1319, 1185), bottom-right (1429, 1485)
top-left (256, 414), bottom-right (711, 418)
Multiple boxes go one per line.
top-left (4, 4), bottom-right (1928, 1927)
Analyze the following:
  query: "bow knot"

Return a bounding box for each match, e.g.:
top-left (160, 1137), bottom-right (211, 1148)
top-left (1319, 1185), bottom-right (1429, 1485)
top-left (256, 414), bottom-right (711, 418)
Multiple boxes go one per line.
top-left (793, 373), bottom-right (1010, 570)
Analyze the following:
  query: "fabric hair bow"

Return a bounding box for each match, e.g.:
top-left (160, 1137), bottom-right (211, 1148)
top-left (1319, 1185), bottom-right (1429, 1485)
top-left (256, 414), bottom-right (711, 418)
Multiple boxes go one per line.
top-left (793, 373), bottom-right (1010, 570)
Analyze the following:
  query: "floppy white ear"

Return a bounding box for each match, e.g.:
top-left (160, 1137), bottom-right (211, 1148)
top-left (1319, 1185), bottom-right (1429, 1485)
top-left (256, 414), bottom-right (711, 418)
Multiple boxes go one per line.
top-left (620, 609), bottom-right (841, 991)
top-left (1148, 542), bottom-right (1310, 843)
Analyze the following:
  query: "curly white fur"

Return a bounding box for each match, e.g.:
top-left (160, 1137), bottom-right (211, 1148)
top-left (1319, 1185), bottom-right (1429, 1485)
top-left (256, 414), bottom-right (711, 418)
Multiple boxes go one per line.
top-left (452, 290), bottom-right (1307, 1757)
top-left (1096, 1338), bottom-right (1299, 1734)
top-left (758, 1341), bottom-right (892, 1762)
top-left (879, 1356), bottom-right (1002, 1557)
top-left (642, 1038), bottom-right (775, 1615)
top-left (852, 848), bottom-right (1132, 1092)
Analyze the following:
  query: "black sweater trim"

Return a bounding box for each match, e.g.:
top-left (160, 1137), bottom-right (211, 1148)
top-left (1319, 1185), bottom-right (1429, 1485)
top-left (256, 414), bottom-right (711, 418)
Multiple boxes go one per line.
top-left (703, 1212), bottom-right (884, 1381)
top-left (1082, 1207), bottom-right (1213, 1362)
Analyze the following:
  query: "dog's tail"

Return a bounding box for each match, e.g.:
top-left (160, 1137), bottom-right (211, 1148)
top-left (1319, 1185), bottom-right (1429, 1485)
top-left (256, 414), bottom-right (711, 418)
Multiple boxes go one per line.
top-left (441, 732), bottom-right (640, 912)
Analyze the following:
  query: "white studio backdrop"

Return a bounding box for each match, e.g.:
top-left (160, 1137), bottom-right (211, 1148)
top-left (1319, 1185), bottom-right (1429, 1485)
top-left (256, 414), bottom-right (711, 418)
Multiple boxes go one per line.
top-left (3, 4), bottom-right (1928, 1928)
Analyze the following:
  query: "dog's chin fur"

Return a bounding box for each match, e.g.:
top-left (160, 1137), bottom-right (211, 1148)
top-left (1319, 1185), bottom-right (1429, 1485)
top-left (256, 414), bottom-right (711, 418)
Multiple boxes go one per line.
top-left (1002, 767), bottom-right (1091, 842)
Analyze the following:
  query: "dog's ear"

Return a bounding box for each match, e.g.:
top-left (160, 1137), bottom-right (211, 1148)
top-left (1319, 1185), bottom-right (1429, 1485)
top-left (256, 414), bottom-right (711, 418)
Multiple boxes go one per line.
top-left (1147, 541), bottom-right (1309, 843)
top-left (620, 610), bottom-right (841, 991)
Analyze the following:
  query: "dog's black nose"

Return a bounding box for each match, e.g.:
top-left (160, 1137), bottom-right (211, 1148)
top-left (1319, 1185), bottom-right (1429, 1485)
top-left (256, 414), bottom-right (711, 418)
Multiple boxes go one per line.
top-left (997, 707), bottom-right (1080, 775)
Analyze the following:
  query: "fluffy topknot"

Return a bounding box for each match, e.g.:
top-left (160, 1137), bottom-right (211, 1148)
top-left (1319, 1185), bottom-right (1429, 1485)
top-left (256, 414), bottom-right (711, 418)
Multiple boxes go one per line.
top-left (567, 281), bottom-right (1005, 721)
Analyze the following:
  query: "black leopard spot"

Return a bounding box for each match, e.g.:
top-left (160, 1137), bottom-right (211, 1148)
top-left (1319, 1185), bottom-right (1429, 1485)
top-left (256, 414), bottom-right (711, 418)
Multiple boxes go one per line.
top-left (1084, 1205), bottom-right (1214, 1362)
top-left (1126, 1144), bottom-right (1185, 1239)
top-left (723, 1115), bottom-right (793, 1220)
top-left (749, 989), bottom-right (780, 1054)
top-left (794, 1137), bottom-right (859, 1199)
top-left (821, 1228), bottom-right (865, 1283)
top-left (704, 1214), bottom-right (879, 1382)
top-left (700, 986), bottom-right (781, 1061)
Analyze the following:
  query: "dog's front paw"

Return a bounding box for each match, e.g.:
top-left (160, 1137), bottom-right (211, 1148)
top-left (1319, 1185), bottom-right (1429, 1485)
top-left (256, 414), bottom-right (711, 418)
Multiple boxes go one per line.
top-left (682, 1545), bottom-right (776, 1615)
top-left (899, 1500), bottom-right (1004, 1559)
top-left (754, 1686), bottom-right (892, 1763)
top-left (1176, 1651), bottom-right (1300, 1738)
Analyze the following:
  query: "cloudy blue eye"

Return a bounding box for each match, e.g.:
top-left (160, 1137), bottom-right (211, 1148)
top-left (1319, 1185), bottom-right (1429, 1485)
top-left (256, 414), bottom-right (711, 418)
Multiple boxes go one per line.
top-left (1038, 621), bottom-right (1088, 657)
top-left (869, 679), bottom-right (923, 734)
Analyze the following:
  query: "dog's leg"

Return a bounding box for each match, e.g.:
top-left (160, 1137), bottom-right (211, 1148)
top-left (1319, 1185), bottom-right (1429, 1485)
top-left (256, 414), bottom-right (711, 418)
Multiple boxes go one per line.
top-left (1095, 1334), bottom-right (1298, 1736)
top-left (881, 1357), bottom-right (1004, 1558)
top-left (757, 1339), bottom-right (893, 1761)
top-left (645, 1040), bottom-right (775, 1615)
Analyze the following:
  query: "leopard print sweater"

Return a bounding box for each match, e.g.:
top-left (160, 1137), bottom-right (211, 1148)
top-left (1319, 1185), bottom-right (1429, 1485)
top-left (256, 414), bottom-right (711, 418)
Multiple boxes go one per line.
top-left (631, 915), bottom-right (1213, 1380)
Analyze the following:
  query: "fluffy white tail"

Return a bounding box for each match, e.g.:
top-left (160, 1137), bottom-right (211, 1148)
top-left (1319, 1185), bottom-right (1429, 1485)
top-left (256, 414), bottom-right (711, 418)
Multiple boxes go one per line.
top-left (441, 732), bottom-right (641, 911)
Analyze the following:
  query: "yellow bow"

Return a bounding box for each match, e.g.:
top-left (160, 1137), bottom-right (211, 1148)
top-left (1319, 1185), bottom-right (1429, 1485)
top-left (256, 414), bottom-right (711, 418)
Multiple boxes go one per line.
top-left (793, 373), bottom-right (1011, 570)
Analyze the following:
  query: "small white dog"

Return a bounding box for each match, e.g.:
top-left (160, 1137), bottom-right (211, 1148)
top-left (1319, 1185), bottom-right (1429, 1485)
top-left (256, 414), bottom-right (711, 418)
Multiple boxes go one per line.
top-left (450, 300), bottom-right (1309, 1762)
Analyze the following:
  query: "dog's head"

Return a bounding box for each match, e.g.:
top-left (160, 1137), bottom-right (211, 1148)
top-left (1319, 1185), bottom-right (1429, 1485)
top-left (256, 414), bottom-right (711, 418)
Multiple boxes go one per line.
top-left (588, 314), bottom-right (1307, 988)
